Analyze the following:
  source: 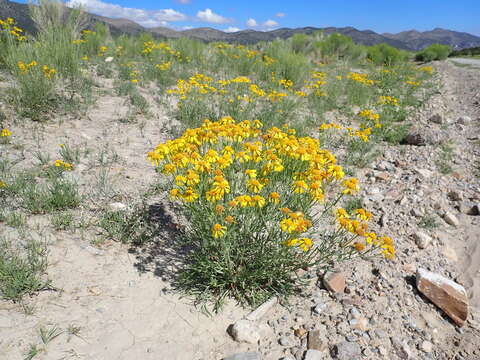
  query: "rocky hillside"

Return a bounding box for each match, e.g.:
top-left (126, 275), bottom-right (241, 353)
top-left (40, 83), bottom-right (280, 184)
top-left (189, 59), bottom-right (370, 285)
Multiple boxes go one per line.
top-left (2, 0), bottom-right (480, 50)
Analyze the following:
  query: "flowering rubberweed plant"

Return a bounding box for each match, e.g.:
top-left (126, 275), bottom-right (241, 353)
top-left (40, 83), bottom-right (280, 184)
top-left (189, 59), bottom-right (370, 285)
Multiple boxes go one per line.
top-left (148, 116), bottom-right (394, 309)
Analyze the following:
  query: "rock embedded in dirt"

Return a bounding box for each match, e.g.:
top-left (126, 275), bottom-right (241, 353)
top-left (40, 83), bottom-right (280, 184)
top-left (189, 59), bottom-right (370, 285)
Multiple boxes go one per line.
top-left (303, 349), bottom-right (324, 360)
top-left (312, 302), bottom-right (327, 315)
top-left (322, 271), bottom-right (346, 294)
top-left (333, 341), bottom-right (361, 360)
top-left (420, 340), bottom-right (434, 353)
top-left (223, 352), bottom-right (261, 360)
top-left (392, 338), bottom-right (414, 359)
top-left (457, 115), bottom-right (471, 124)
top-left (467, 203), bottom-right (480, 216)
top-left (413, 231), bottom-right (432, 249)
top-left (429, 113), bottom-right (443, 124)
top-left (245, 297), bottom-right (278, 321)
top-left (307, 330), bottom-right (327, 351)
top-left (108, 202), bottom-right (127, 211)
top-left (228, 320), bottom-right (261, 344)
top-left (416, 268), bottom-right (469, 326)
top-left (443, 212), bottom-right (460, 227)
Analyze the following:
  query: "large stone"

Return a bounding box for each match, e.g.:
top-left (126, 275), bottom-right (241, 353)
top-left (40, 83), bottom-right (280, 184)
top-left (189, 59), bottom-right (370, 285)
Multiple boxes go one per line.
top-left (333, 341), bottom-right (361, 360)
top-left (443, 212), bottom-right (460, 227)
top-left (457, 116), bottom-right (471, 124)
top-left (323, 271), bottom-right (346, 294)
top-left (245, 297), bottom-right (277, 321)
top-left (413, 231), bottom-right (432, 249)
top-left (303, 349), bottom-right (324, 360)
top-left (429, 114), bottom-right (443, 124)
top-left (307, 330), bottom-right (327, 351)
top-left (416, 268), bottom-right (468, 326)
top-left (223, 352), bottom-right (261, 360)
top-left (228, 320), bottom-right (260, 344)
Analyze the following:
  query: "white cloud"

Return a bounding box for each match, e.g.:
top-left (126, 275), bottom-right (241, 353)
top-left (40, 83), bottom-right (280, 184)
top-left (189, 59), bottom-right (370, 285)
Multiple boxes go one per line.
top-left (246, 18), bottom-right (257, 27)
top-left (196, 8), bottom-right (230, 24)
top-left (263, 19), bottom-right (279, 28)
top-left (275, 12), bottom-right (285, 18)
top-left (182, 25), bottom-right (193, 30)
top-left (66, 0), bottom-right (187, 27)
top-left (224, 26), bottom-right (240, 33)
top-left (176, 0), bottom-right (191, 3)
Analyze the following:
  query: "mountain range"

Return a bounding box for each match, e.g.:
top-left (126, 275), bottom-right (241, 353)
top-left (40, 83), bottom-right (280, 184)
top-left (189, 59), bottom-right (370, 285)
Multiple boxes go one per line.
top-left (1, 0), bottom-right (480, 51)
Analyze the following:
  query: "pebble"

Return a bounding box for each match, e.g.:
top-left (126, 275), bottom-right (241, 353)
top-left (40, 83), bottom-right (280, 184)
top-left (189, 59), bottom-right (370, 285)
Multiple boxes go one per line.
top-left (223, 352), bottom-right (261, 360)
top-left (279, 336), bottom-right (293, 347)
top-left (312, 303), bottom-right (327, 315)
top-left (303, 350), bottom-right (324, 360)
top-left (228, 320), bottom-right (260, 344)
top-left (108, 202), bottom-right (127, 211)
top-left (323, 271), bottom-right (346, 294)
top-left (443, 212), bottom-right (460, 227)
top-left (334, 341), bottom-right (361, 360)
top-left (413, 231), bottom-right (432, 249)
top-left (420, 340), bottom-right (433, 353)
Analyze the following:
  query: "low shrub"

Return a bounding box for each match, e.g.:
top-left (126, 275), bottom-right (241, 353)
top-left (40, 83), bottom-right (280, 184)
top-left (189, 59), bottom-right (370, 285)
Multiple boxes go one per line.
top-left (148, 117), bottom-right (395, 310)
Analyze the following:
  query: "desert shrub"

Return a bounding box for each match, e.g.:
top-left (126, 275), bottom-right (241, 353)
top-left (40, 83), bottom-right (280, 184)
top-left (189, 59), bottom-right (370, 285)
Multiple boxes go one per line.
top-left (367, 43), bottom-right (409, 66)
top-left (415, 44), bottom-right (451, 62)
top-left (316, 33), bottom-right (367, 63)
top-left (261, 40), bottom-right (312, 85)
top-left (147, 117), bottom-right (395, 309)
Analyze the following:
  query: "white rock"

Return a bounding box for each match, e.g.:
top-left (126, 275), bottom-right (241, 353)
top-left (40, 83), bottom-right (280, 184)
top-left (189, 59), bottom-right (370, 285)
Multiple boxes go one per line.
top-left (245, 297), bottom-right (277, 321)
top-left (443, 212), bottom-right (460, 227)
top-left (304, 349), bottom-right (324, 360)
top-left (420, 340), bottom-right (433, 353)
top-left (109, 202), bottom-right (127, 211)
top-left (228, 320), bottom-right (260, 344)
top-left (415, 168), bottom-right (433, 179)
top-left (413, 231), bottom-right (432, 249)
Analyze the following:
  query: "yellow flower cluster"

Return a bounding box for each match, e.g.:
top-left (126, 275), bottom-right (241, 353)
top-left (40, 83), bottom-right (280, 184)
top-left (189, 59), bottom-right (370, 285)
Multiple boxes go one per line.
top-left (305, 71), bottom-right (327, 97)
top-left (155, 61), bottom-right (172, 71)
top-left (347, 72), bottom-right (375, 86)
top-left (17, 61), bottom-right (56, 79)
top-left (280, 210), bottom-right (313, 234)
top-left (148, 117), bottom-right (358, 244)
top-left (0, 17), bottom-right (26, 41)
top-left (378, 96), bottom-right (399, 106)
top-left (142, 41), bottom-right (188, 62)
top-left (284, 237), bottom-right (313, 252)
top-left (336, 207), bottom-right (395, 259)
top-left (319, 122), bottom-right (372, 142)
top-left (0, 180), bottom-right (6, 188)
top-left (215, 43), bottom-right (275, 66)
top-left (419, 66), bottom-right (434, 74)
top-left (1, 129), bottom-right (12, 137)
top-left (54, 159), bottom-right (73, 171)
top-left (405, 80), bottom-right (420, 87)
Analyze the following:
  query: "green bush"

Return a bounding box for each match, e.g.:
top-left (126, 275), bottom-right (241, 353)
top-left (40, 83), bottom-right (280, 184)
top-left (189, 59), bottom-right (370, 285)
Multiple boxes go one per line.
top-left (415, 44), bottom-right (451, 62)
top-left (367, 43), bottom-right (409, 66)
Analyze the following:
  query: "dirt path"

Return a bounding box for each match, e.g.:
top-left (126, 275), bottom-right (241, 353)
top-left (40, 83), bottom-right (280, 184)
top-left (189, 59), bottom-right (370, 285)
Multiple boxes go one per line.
top-left (449, 57), bottom-right (480, 69)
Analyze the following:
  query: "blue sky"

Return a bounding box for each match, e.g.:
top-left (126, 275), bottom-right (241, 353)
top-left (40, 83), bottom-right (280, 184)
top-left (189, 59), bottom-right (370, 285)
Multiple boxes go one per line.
top-left (18, 0), bottom-right (480, 35)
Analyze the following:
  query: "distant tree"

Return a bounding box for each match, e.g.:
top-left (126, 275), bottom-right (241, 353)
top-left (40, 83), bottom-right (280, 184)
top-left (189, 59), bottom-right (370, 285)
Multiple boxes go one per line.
top-left (415, 44), bottom-right (451, 62)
